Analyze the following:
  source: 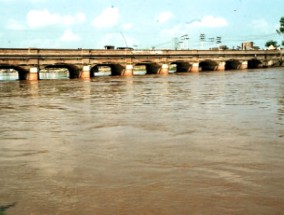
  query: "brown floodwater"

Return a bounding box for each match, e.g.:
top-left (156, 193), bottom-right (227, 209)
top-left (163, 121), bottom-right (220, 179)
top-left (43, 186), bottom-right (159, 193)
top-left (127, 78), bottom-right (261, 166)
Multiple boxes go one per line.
top-left (0, 68), bottom-right (284, 215)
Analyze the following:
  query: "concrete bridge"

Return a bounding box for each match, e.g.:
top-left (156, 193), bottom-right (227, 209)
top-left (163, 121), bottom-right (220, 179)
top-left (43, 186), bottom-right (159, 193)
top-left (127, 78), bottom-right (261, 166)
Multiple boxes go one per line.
top-left (0, 48), bottom-right (283, 80)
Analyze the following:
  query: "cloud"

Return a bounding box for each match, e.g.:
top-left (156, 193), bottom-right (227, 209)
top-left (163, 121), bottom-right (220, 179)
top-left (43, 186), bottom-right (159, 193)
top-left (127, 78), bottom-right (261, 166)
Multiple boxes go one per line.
top-left (6, 19), bottom-right (25, 30)
top-left (121, 23), bottom-right (133, 30)
top-left (27, 9), bottom-right (60, 28)
top-left (161, 23), bottom-right (185, 38)
top-left (61, 13), bottom-right (86, 26)
top-left (92, 7), bottom-right (119, 28)
top-left (156, 11), bottom-right (173, 24)
top-left (188, 16), bottom-right (229, 28)
top-left (27, 9), bottom-right (86, 28)
top-left (60, 29), bottom-right (80, 42)
top-left (250, 19), bottom-right (270, 33)
top-left (161, 15), bottom-right (228, 38)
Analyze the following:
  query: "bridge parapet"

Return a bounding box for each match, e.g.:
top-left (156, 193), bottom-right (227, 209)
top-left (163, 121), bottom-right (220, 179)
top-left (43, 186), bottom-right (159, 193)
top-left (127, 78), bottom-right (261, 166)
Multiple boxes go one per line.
top-left (0, 48), bottom-right (281, 56)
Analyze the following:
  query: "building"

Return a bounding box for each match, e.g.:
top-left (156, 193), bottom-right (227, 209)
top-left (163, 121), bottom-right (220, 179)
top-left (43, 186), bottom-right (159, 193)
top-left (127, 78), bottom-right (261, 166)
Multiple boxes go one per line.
top-left (104, 45), bottom-right (115, 50)
top-left (242, 42), bottom-right (254, 50)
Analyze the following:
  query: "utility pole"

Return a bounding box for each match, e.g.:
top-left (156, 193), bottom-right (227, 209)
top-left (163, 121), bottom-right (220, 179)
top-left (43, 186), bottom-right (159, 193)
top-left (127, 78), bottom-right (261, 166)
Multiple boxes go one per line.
top-left (180, 34), bottom-right (190, 49)
top-left (216, 36), bottom-right (222, 48)
top-left (208, 38), bottom-right (214, 50)
top-left (200, 33), bottom-right (206, 50)
top-left (172, 37), bottom-right (179, 50)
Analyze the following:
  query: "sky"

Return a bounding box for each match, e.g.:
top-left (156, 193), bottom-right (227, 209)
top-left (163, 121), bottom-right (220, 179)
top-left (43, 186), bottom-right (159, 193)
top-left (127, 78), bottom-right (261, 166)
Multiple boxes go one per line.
top-left (0, 0), bottom-right (283, 50)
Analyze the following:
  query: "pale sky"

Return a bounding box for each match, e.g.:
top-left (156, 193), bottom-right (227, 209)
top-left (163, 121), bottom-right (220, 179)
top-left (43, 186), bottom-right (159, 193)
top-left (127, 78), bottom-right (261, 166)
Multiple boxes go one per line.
top-left (0, 0), bottom-right (283, 49)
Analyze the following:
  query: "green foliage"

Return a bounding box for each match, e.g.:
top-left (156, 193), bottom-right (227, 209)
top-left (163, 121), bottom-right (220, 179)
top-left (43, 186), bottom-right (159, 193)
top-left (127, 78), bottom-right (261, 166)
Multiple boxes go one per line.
top-left (276, 17), bottom-right (284, 34)
top-left (219, 45), bottom-right (229, 50)
top-left (277, 17), bottom-right (284, 46)
top-left (265, 40), bottom-right (278, 47)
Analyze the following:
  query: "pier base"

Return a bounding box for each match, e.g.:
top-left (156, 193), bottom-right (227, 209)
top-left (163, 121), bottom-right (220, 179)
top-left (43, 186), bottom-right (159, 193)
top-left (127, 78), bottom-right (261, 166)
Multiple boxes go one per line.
top-left (191, 63), bottom-right (200, 73)
top-left (26, 67), bottom-right (39, 81)
top-left (80, 66), bottom-right (90, 79)
top-left (159, 64), bottom-right (169, 75)
top-left (240, 61), bottom-right (248, 70)
top-left (217, 62), bottom-right (225, 71)
top-left (121, 65), bottom-right (133, 76)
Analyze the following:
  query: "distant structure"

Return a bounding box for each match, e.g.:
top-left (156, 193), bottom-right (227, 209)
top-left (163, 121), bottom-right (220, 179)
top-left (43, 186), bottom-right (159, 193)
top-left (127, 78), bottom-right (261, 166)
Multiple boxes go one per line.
top-left (210, 45), bottom-right (229, 51)
top-left (104, 45), bottom-right (134, 50)
top-left (266, 45), bottom-right (277, 50)
top-left (104, 45), bottom-right (115, 50)
top-left (116, 47), bottom-right (134, 50)
top-left (242, 42), bottom-right (254, 50)
top-left (172, 37), bottom-right (180, 50)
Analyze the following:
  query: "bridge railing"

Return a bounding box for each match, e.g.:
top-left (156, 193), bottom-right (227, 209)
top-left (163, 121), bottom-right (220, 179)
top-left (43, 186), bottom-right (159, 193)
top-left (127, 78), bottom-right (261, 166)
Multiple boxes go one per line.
top-left (0, 48), bottom-right (281, 57)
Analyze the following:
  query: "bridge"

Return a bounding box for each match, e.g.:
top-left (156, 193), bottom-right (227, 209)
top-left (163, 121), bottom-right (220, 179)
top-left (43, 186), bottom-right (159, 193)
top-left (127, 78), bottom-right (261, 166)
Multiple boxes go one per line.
top-left (0, 48), bottom-right (283, 80)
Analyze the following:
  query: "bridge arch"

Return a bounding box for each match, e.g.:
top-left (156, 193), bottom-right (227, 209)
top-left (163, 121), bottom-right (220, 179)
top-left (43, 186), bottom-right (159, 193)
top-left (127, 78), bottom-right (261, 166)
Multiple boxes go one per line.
top-left (248, 59), bottom-right (263, 69)
top-left (170, 61), bottom-right (192, 73)
top-left (0, 64), bottom-right (28, 80)
top-left (225, 59), bottom-right (242, 70)
top-left (91, 63), bottom-right (124, 76)
top-left (134, 62), bottom-right (161, 75)
top-left (199, 60), bottom-right (218, 71)
top-left (44, 64), bottom-right (79, 79)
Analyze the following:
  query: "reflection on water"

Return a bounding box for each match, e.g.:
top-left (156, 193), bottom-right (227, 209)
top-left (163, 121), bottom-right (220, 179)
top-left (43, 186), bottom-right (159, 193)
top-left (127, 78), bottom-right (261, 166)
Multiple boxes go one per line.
top-left (0, 69), bottom-right (193, 80)
top-left (0, 73), bottom-right (19, 81)
top-left (39, 72), bottom-right (69, 79)
top-left (0, 68), bottom-right (284, 215)
top-left (39, 69), bottom-right (69, 80)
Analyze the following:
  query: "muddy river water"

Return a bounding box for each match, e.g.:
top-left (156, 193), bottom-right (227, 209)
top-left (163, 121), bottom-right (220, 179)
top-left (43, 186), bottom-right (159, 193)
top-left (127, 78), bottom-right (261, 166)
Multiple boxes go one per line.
top-left (0, 68), bottom-right (284, 214)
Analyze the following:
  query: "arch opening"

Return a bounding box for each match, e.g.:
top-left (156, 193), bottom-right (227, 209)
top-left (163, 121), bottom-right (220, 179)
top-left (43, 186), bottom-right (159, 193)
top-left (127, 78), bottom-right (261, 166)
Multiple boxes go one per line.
top-left (134, 62), bottom-right (160, 75)
top-left (225, 60), bottom-right (242, 70)
top-left (170, 61), bottom-right (192, 73)
top-left (91, 64), bottom-right (123, 77)
top-left (133, 64), bottom-right (147, 75)
top-left (199, 60), bottom-right (218, 72)
top-left (91, 65), bottom-right (111, 77)
top-left (248, 59), bottom-right (263, 69)
top-left (0, 65), bottom-right (27, 80)
top-left (43, 64), bottom-right (79, 79)
top-left (40, 67), bottom-right (69, 79)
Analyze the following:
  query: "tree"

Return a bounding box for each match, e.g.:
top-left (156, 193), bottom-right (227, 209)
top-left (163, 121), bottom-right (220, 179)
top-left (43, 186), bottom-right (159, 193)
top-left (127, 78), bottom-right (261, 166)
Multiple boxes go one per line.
top-left (276, 17), bottom-right (284, 46)
top-left (219, 45), bottom-right (229, 50)
top-left (265, 40), bottom-right (278, 48)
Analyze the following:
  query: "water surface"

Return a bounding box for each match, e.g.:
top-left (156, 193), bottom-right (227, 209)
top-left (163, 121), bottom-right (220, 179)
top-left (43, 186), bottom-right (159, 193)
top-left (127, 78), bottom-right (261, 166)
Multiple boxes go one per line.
top-left (0, 68), bottom-right (284, 214)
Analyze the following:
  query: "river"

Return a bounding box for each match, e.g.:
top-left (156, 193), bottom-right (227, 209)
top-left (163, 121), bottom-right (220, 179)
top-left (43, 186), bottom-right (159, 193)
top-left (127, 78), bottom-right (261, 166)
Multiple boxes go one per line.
top-left (0, 68), bottom-right (284, 214)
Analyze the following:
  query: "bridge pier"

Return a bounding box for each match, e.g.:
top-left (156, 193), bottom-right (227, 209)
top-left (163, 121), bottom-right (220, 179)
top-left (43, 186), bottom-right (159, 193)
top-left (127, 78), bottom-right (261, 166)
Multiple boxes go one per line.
top-left (264, 59), bottom-right (282, 67)
top-left (217, 62), bottom-right (226, 71)
top-left (121, 65), bottom-right (133, 76)
top-left (240, 61), bottom-right (248, 70)
top-left (159, 64), bottom-right (169, 75)
top-left (191, 63), bottom-right (200, 73)
top-left (79, 65), bottom-right (90, 79)
top-left (26, 67), bottom-right (39, 81)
